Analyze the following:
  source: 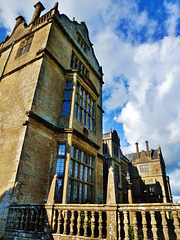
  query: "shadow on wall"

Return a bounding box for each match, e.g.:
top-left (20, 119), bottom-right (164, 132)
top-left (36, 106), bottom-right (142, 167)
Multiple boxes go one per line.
top-left (0, 187), bottom-right (14, 239)
top-left (0, 185), bottom-right (52, 239)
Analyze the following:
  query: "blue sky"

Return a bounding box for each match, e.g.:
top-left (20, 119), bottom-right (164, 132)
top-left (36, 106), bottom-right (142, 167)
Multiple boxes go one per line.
top-left (1, 0), bottom-right (180, 202)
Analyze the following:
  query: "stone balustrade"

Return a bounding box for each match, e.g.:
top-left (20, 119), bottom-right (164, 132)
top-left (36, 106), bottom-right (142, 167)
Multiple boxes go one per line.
top-left (5, 204), bottom-right (47, 233)
top-left (33, 10), bottom-right (52, 26)
top-left (52, 203), bottom-right (180, 240)
top-left (4, 203), bottom-right (180, 239)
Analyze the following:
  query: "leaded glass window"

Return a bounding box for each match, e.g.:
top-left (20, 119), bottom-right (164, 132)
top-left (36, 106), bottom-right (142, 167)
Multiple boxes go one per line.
top-left (68, 145), bottom-right (94, 203)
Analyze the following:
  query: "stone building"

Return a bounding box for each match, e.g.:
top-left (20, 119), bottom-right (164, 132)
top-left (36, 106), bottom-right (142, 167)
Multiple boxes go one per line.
top-left (103, 128), bottom-right (129, 203)
top-left (0, 2), bottom-right (104, 236)
top-left (126, 141), bottom-right (173, 203)
top-left (0, 2), bottom-right (174, 239)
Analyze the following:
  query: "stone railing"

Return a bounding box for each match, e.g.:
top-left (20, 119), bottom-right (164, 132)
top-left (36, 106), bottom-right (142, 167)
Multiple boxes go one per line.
top-left (4, 203), bottom-right (180, 239)
top-left (33, 10), bottom-right (53, 27)
top-left (51, 203), bottom-right (180, 240)
top-left (5, 204), bottom-right (47, 232)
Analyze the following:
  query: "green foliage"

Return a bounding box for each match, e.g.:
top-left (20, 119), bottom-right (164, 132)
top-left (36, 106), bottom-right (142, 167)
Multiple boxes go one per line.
top-left (80, 211), bottom-right (92, 228)
top-left (129, 225), bottom-right (134, 239)
top-left (128, 225), bottom-right (143, 240)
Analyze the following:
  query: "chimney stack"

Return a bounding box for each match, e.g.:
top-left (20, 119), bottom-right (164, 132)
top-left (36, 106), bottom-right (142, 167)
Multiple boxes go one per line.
top-left (31, 2), bottom-right (45, 23)
top-left (145, 140), bottom-right (150, 157)
top-left (135, 142), bottom-right (140, 158)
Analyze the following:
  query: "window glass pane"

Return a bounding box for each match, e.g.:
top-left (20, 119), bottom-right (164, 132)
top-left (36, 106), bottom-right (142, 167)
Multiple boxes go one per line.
top-left (86, 155), bottom-right (89, 165)
top-left (66, 81), bottom-right (72, 88)
top-left (88, 97), bottom-right (90, 103)
top-left (84, 101), bottom-right (86, 110)
top-left (74, 104), bottom-right (78, 118)
top-left (69, 160), bottom-right (74, 176)
top-left (75, 93), bottom-right (78, 102)
top-left (62, 101), bottom-right (71, 115)
top-left (71, 146), bottom-right (74, 158)
top-left (80, 97), bottom-right (83, 107)
top-left (90, 186), bottom-right (93, 202)
top-left (83, 112), bottom-right (86, 125)
top-left (81, 152), bottom-right (84, 162)
top-left (90, 156), bottom-right (93, 167)
top-left (80, 165), bottom-right (84, 180)
top-left (73, 181), bottom-right (78, 203)
top-left (76, 84), bottom-right (79, 92)
top-left (88, 105), bottom-right (91, 114)
top-left (87, 115), bottom-right (90, 128)
top-left (75, 58), bottom-right (78, 69)
top-left (90, 169), bottom-right (93, 183)
top-left (79, 183), bottom-right (83, 203)
top-left (85, 167), bottom-right (88, 181)
top-left (75, 162), bottom-right (79, 178)
top-left (92, 108), bottom-right (94, 117)
top-left (57, 179), bottom-right (63, 203)
top-left (79, 108), bottom-right (82, 121)
top-left (91, 119), bottom-right (94, 131)
top-left (64, 90), bottom-right (72, 100)
top-left (56, 158), bottom-right (65, 176)
top-left (67, 179), bottom-right (72, 203)
top-left (84, 92), bottom-right (87, 100)
top-left (70, 55), bottom-right (74, 68)
top-left (58, 144), bottom-right (66, 155)
top-left (84, 184), bottom-right (88, 202)
top-left (76, 149), bottom-right (80, 160)
top-left (80, 88), bottom-right (83, 96)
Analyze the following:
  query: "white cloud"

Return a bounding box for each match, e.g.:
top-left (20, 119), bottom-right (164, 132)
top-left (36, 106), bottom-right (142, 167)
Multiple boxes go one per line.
top-left (169, 169), bottom-right (180, 202)
top-left (164, 1), bottom-right (180, 36)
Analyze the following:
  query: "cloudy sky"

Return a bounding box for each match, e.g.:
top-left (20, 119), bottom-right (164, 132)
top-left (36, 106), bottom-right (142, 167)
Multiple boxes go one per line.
top-left (0, 0), bottom-right (180, 202)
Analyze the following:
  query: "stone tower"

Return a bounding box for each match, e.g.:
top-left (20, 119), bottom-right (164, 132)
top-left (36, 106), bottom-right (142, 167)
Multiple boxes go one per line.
top-left (0, 2), bottom-right (104, 236)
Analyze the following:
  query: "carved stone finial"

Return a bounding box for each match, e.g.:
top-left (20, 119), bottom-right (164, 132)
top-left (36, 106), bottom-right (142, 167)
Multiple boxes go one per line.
top-left (106, 166), bottom-right (116, 204)
top-left (54, 2), bottom-right (58, 9)
top-left (46, 174), bottom-right (57, 205)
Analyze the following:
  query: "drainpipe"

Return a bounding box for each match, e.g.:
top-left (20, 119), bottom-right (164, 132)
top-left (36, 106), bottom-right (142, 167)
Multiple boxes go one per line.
top-left (0, 41), bottom-right (15, 80)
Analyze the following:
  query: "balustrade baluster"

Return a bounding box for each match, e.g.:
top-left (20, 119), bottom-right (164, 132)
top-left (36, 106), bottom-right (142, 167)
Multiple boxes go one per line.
top-left (19, 209), bottom-right (25, 230)
top-left (39, 208), bottom-right (44, 231)
top-left (118, 211), bottom-right (121, 240)
top-left (77, 210), bottom-right (81, 236)
top-left (141, 211), bottom-right (148, 240)
top-left (63, 210), bottom-right (68, 235)
top-left (24, 208), bottom-right (30, 230)
top-left (172, 211), bottom-right (180, 239)
top-left (132, 211), bottom-right (138, 240)
top-left (35, 207), bottom-right (41, 232)
top-left (30, 208), bottom-right (35, 231)
top-left (70, 210), bottom-right (75, 235)
top-left (57, 209), bottom-right (62, 234)
top-left (52, 209), bottom-right (57, 232)
top-left (98, 211), bottom-right (103, 238)
top-left (84, 210), bottom-right (88, 237)
top-left (150, 211), bottom-right (158, 240)
top-left (160, 210), bottom-right (169, 239)
top-left (9, 208), bottom-right (14, 229)
top-left (91, 211), bottom-right (95, 238)
top-left (15, 209), bottom-right (20, 230)
top-left (123, 211), bottom-right (129, 240)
